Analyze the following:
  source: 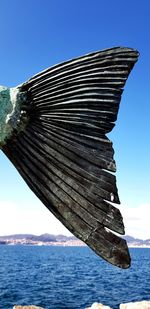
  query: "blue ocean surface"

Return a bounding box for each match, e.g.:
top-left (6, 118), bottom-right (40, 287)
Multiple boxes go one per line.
top-left (0, 246), bottom-right (150, 309)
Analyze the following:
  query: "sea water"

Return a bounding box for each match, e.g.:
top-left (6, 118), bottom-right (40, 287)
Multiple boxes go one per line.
top-left (0, 246), bottom-right (150, 309)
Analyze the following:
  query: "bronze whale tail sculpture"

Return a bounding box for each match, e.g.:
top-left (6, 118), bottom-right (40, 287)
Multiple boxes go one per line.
top-left (0, 47), bottom-right (139, 268)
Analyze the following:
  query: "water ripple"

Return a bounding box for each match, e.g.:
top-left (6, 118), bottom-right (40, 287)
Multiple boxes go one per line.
top-left (0, 246), bottom-right (150, 309)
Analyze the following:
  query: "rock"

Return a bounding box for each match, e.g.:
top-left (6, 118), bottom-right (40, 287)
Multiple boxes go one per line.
top-left (120, 301), bottom-right (150, 309)
top-left (86, 302), bottom-right (112, 309)
top-left (13, 305), bottom-right (44, 309)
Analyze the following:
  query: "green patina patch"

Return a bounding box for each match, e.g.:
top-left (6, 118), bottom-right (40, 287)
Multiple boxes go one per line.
top-left (0, 86), bottom-right (12, 147)
top-left (0, 86), bottom-right (27, 148)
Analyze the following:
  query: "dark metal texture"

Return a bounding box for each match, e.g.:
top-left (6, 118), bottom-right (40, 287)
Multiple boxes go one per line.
top-left (2, 47), bottom-right (139, 268)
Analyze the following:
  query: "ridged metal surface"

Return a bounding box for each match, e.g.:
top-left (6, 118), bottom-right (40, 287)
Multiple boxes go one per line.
top-left (3, 47), bottom-right (139, 268)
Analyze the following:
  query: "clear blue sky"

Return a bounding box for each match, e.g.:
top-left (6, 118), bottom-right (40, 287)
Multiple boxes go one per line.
top-left (0, 0), bottom-right (149, 237)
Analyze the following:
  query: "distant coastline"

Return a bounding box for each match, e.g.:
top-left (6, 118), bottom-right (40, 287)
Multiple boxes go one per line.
top-left (0, 233), bottom-right (150, 248)
top-left (0, 233), bottom-right (85, 247)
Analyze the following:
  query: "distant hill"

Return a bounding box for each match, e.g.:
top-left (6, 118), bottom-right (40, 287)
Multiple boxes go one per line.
top-left (0, 233), bottom-right (76, 243)
top-left (0, 233), bottom-right (150, 247)
top-left (123, 235), bottom-right (150, 247)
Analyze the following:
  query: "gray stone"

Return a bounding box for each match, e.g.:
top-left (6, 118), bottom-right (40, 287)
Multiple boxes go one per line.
top-left (86, 302), bottom-right (112, 309)
top-left (120, 301), bottom-right (150, 309)
top-left (13, 305), bottom-right (44, 309)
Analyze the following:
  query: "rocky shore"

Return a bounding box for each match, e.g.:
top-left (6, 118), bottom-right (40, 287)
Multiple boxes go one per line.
top-left (86, 301), bottom-right (150, 308)
top-left (13, 301), bottom-right (150, 309)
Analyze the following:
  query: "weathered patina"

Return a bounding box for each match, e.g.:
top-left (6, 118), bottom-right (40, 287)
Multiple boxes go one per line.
top-left (0, 47), bottom-right (139, 268)
top-left (0, 86), bottom-right (28, 147)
